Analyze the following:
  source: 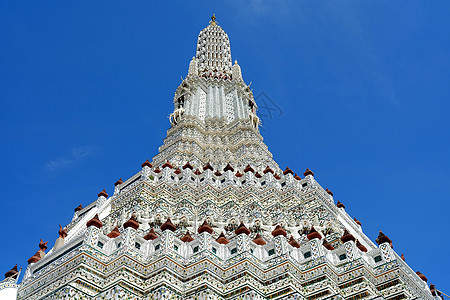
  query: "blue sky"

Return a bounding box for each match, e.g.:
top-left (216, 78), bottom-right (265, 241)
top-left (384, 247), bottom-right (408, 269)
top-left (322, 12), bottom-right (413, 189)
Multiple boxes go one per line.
top-left (1, 1), bottom-right (449, 291)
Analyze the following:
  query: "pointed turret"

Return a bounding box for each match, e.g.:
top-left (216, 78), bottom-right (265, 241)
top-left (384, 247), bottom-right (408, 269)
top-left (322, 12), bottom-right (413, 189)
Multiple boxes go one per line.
top-left (86, 214), bottom-right (103, 228)
top-left (216, 232), bottom-right (230, 245)
top-left (235, 222), bottom-right (250, 235)
top-left (272, 225), bottom-right (287, 237)
top-left (181, 231), bottom-right (194, 243)
top-left (161, 217), bottom-right (176, 232)
top-left (198, 220), bottom-right (213, 234)
top-left (253, 233), bottom-right (266, 245)
top-left (107, 226), bottom-right (121, 238)
top-left (143, 228), bottom-right (158, 241)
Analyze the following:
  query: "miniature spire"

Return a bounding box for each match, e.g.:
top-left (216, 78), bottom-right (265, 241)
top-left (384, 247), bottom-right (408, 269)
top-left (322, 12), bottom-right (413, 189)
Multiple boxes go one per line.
top-left (98, 189), bottom-right (108, 198)
top-left (235, 221), bottom-right (250, 235)
top-left (124, 214), bottom-right (140, 230)
top-left (289, 236), bottom-right (300, 248)
top-left (107, 226), bottom-right (121, 238)
top-left (253, 233), bottom-right (266, 245)
top-left (340, 229), bottom-right (356, 243)
top-left (141, 159), bottom-right (152, 168)
top-left (143, 228), bottom-right (158, 241)
top-left (283, 167), bottom-right (294, 176)
top-left (74, 204), bottom-right (83, 212)
top-left (86, 214), bottom-right (103, 228)
top-left (162, 160), bottom-right (173, 169)
top-left (375, 231), bottom-right (393, 248)
top-left (415, 271), bottom-right (427, 282)
top-left (203, 162), bottom-right (214, 171)
top-left (322, 239), bottom-right (335, 250)
top-left (271, 225), bottom-right (287, 237)
top-left (216, 232), bottom-right (229, 244)
top-left (303, 168), bottom-right (314, 177)
top-left (356, 240), bottom-right (367, 252)
top-left (183, 161), bottom-right (194, 170)
top-left (58, 224), bottom-right (68, 239)
top-left (181, 230), bottom-right (194, 243)
top-left (307, 226), bottom-right (322, 240)
top-left (115, 178), bottom-right (123, 186)
top-left (161, 217), bottom-right (176, 232)
top-left (4, 265), bottom-right (19, 279)
top-left (223, 163), bottom-right (234, 172)
top-left (244, 164), bottom-right (255, 173)
top-left (198, 220), bottom-right (214, 234)
top-left (336, 201), bottom-right (345, 209)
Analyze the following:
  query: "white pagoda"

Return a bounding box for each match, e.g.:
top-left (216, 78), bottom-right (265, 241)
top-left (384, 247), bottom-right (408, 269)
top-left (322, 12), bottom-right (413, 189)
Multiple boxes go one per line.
top-left (1, 15), bottom-right (443, 300)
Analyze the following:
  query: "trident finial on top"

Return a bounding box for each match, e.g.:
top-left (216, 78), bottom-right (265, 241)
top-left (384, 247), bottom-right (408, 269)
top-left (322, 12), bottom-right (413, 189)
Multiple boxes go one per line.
top-left (210, 14), bottom-right (217, 25)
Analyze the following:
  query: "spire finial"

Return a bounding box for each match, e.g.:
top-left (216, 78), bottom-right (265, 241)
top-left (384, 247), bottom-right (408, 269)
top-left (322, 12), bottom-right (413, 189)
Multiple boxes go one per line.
top-left (210, 14), bottom-right (217, 25)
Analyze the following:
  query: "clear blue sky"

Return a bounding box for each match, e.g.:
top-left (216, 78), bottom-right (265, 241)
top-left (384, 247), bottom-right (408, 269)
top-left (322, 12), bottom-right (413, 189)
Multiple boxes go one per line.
top-left (1, 1), bottom-right (449, 291)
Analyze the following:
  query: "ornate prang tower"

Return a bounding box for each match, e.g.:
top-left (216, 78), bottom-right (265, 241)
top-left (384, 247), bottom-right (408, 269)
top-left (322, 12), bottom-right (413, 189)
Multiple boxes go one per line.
top-left (2, 16), bottom-right (443, 300)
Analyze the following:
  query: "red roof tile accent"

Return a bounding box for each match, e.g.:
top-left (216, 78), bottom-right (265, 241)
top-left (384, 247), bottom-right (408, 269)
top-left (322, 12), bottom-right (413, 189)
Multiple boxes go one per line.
top-left (214, 170), bottom-right (222, 176)
top-left (274, 173), bottom-right (281, 180)
top-left (143, 228), bottom-right (158, 240)
top-left (86, 214), bottom-right (103, 229)
top-left (294, 173), bottom-right (302, 180)
top-left (58, 224), bottom-right (68, 239)
top-left (203, 162), bottom-right (214, 171)
top-left (198, 220), bottom-right (214, 234)
top-left (183, 161), bottom-right (194, 170)
top-left (98, 189), bottom-right (108, 198)
top-left (303, 168), bottom-right (314, 177)
top-left (235, 171), bottom-right (243, 178)
top-left (307, 226), bottom-right (322, 240)
top-left (322, 239), bottom-right (335, 250)
top-left (223, 163), bottom-right (234, 172)
top-left (416, 271), bottom-right (428, 282)
top-left (283, 167), bottom-right (294, 175)
top-left (181, 230), bottom-right (194, 243)
top-left (271, 225), bottom-right (287, 237)
top-left (216, 232), bottom-right (230, 244)
top-left (141, 159), bottom-right (152, 168)
top-left (74, 204), bottom-right (83, 212)
top-left (27, 251), bottom-right (42, 264)
top-left (193, 169), bottom-right (202, 175)
top-left (255, 172), bottom-right (262, 178)
top-left (340, 229), bottom-right (356, 243)
top-left (4, 264), bottom-right (18, 279)
top-left (107, 226), bottom-right (121, 238)
top-left (253, 233), bottom-right (266, 245)
top-left (336, 201), bottom-right (345, 209)
top-left (289, 236), bottom-right (301, 248)
top-left (153, 167), bottom-right (161, 173)
top-left (263, 166), bottom-right (274, 174)
top-left (325, 188), bottom-right (333, 196)
top-left (401, 253), bottom-right (405, 261)
top-left (235, 222), bottom-right (250, 235)
top-left (375, 231), bottom-right (393, 247)
top-left (356, 240), bottom-right (367, 252)
top-left (114, 178), bottom-right (123, 186)
top-left (244, 164), bottom-right (255, 173)
top-left (161, 217), bottom-right (176, 232)
top-left (39, 239), bottom-right (48, 251)
top-left (354, 218), bottom-right (361, 226)
top-left (174, 168), bottom-right (182, 174)
top-left (162, 160), bottom-right (173, 169)
top-left (124, 215), bottom-right (140, 230)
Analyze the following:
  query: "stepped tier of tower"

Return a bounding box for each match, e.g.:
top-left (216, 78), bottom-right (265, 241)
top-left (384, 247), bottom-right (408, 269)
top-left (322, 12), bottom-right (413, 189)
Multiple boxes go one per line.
top-left (17, 162), bottom-right (432, 299)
